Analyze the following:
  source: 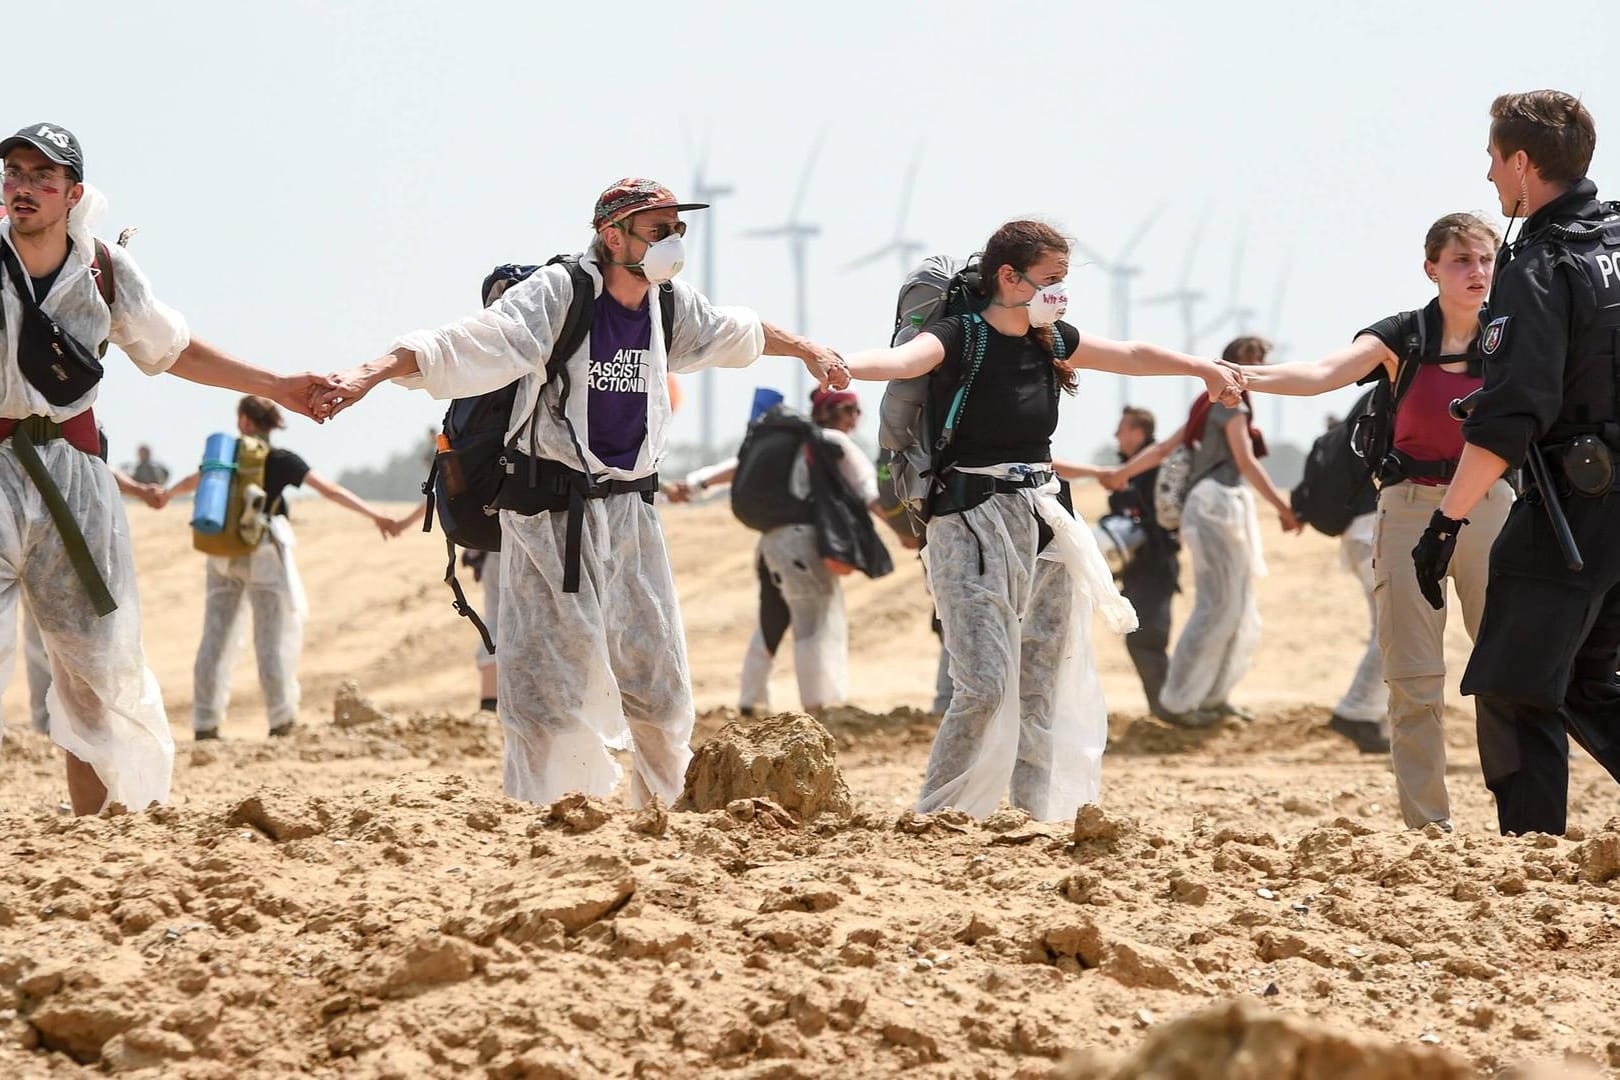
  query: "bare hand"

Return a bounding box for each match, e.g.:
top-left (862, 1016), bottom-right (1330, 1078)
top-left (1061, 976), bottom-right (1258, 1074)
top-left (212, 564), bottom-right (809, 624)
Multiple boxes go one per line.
top-left (803, 344), bottom-right (850, 392)
top-left (1098, 468), bottom-right (1129, 493)
top-left (153, 487), bottom-right (174, 510)
top-left (135, 483), bottom-right (164, 509)
top-left (311, 365), bottom-right (380, 421)
top-left (1278, 505), bottom-right (1304, 534)
top-left (662, 481), bottom-right (693, 504)
top-left (897, 533), bottom-right (922, 551)
top-left (1204, 359), bottom-right (1247, 405)
top-left (375, 515), bottom-right (402, 540)
top-left (274, 372), bottom-right (342, 424)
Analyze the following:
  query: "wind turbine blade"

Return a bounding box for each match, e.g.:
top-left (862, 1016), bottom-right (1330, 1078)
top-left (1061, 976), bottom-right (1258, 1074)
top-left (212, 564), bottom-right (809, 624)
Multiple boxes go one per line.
top-left (1196, 307), bottom-right (1238, 339)
top-left (1268, 254), bottom-right (1292, 332)
top-left (1229, 224), bottom-right (1247, 308)
top-left (1071, 240), bottom-right (1111, 270)
top-left (742, 226), bottom-right (791, 239)
top-left (1180, 210), bottom-right (1209, 286)
top-left (897, 144), bottom-right (923, 236)
top-left (1116, 201), bottom-right (1167, 264)
top-left (789, 132), bottom-right (826, 225)
top-left (844, 244), bottom-right (898, 272)
top-left (1138, 291), bottom-right (1185, 306)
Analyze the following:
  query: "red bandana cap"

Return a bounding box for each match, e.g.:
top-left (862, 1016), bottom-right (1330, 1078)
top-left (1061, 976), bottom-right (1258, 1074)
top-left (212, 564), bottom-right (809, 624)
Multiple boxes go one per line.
top-left (591, 177), bottom-right (709, 230)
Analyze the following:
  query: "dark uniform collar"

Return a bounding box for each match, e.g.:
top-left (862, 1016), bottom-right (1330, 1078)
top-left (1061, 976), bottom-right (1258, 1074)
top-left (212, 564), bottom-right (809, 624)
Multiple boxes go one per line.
top-left (1520, 178), bottom-right (1603, 242)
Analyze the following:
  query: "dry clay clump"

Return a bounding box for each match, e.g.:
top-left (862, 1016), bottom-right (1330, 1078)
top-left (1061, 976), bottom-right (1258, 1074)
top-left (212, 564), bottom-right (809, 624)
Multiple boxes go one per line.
top-left (678, 712), bottom-right (852, 821)
top-left (1053, 999), bottom-right (1473, 1080)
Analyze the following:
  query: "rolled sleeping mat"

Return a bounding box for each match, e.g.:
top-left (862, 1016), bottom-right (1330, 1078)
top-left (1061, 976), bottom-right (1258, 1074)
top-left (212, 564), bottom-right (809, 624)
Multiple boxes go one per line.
top-left (191, 433), bottom-right (239, 536)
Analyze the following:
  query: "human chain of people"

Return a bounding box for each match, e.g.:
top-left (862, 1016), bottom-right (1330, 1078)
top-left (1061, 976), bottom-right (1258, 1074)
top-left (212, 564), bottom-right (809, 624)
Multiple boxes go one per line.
top-left (1, 88), bottom-right (1616, 844)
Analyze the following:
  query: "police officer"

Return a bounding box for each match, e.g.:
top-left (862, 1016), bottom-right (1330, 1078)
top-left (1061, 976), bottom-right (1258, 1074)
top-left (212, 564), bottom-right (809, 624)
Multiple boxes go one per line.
top-left (1412, 90), bottom-right (1620, 836)
top-left (1059, 405), bottom-right (1181, 720)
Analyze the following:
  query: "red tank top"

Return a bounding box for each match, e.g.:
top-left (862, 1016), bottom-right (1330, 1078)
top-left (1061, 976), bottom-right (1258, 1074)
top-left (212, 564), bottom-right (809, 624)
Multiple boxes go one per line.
top-left (1391, 363), bottom-right (1482, 486)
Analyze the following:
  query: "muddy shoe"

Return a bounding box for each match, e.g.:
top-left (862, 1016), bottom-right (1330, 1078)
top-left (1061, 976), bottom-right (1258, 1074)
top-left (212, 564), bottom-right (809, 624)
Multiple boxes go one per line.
top-left (1160, 708), bottom-right (1220, 729)
top-left (1211, 702), bottom-right (1256, 723)
top-left (268, 722), bottom-right (297, 738)
top-left (1328, 715), bottom-right (1391, 754)
top-left (194, 728), bottom-right (221, 742)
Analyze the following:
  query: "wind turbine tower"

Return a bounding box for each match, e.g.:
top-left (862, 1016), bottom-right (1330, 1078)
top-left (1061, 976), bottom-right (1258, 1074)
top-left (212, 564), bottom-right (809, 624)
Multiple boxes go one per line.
top-left (689, 153), bottom-right (734, 457)
top-left (1073, 204), bottom-right (1165, 410)
top-left (1140, 215), bottom-right (1208, 353)
top-left (746, 138), bottom-right (824, 403)
top-left (846, 149), bottom-right (927, 280)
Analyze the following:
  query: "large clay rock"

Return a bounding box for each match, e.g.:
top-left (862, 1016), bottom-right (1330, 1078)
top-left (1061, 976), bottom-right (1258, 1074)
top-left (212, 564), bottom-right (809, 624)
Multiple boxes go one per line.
top-left (1051, 999), bottom-right (1471, 1080)
top-left (677, 713), bottom-right (851, 821)
top-left (332, 680), bottom-right (390, 728)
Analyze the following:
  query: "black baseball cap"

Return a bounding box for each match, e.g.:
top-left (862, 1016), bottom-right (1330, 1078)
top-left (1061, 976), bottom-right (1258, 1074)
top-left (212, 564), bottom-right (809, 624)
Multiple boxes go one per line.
top-left (0, 123), bottom-right (84, 180)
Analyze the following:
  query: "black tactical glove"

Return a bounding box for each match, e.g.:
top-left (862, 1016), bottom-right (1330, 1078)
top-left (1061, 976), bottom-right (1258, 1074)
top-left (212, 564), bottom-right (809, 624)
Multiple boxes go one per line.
top-left (1411, 510), bottom-right (1468, 610)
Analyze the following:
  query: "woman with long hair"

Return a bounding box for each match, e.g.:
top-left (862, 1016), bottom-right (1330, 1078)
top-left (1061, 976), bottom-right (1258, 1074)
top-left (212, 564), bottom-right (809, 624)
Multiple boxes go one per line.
top-left (1104, 336), bottom-right (1301, 727)
top-left (1241, 212), bottom-right (1509, 832)
top-left (840, 219), bottom-right (1243, 820)
top-left (167, 395), bottom-right (401, 739)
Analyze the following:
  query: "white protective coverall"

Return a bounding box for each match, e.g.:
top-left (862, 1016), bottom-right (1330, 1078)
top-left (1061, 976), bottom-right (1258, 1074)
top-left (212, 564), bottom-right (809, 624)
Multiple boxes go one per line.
top-left (392, 248), bottom-right (765, 807)
top-left (737, 427), bottom-right (878, 712)
top-left (192, 516), bottom-right (309, 734)
top-left (918, 472), bottom-right (1137, 821)
top-left (0, 199), bottom-right (189, 809)
top-left (1158, 477), bottom-right (1266, 715)
top-left (1334, 511), bottom-right (1388, 726)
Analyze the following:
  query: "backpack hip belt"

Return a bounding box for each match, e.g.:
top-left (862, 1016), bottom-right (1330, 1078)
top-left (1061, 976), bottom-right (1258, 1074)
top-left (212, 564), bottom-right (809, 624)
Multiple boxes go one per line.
top-left (493, 451), bottom-right (659, 592)
top-left (0, 409), bottom-right (116, 616)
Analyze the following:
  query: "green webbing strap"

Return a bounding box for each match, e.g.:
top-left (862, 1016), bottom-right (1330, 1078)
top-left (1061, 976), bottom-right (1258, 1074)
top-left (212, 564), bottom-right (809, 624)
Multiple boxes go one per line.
top-left (10, 420), bottom-right (117, 617)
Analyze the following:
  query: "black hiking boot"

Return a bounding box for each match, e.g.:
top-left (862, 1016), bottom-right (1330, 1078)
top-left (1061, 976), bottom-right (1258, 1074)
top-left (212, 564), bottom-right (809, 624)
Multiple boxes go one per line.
top-left (1328, 714), bottom-right (1391, 754)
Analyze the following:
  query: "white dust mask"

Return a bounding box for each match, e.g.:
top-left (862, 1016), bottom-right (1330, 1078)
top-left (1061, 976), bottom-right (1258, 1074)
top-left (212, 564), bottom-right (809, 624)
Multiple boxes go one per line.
top-left (636, 233), bottom-right (686, 284)
top-left (1023, 276), bottom-right (1068, 327)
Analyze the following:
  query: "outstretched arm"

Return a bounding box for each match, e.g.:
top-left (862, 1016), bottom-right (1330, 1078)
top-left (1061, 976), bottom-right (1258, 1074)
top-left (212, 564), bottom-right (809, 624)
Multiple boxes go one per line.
top-left (842, 333), bottom-right (947, 382)
top-left (1053, 459), bottom-right (1108, 481)
top-left (762, 323), bottom-right (848, 391)
top-left (304, 470), bottom-right (397, 538)
top-left (1226, 414), bottom-right (1300, 532)
top-left (1068, 335), bottom-right (1243, 404)
top-left (1243, 336), bottom-right (1392, 397)
top-left (1110, 424), bottom-right (1187, 485)
top-left (167, 339), bottom-right (336, 423)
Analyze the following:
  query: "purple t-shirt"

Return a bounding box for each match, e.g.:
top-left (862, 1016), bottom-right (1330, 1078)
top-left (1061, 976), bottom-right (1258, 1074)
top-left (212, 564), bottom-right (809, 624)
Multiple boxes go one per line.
top-left (586, 290), bottom-right (653, 469)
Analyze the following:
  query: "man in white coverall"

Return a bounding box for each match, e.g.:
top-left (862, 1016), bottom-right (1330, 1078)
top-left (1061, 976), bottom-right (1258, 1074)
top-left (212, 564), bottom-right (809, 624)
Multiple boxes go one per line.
top-left (317, 178), bottom-right (850, 807)
top-left (0, 123), bottom-right (334, 813)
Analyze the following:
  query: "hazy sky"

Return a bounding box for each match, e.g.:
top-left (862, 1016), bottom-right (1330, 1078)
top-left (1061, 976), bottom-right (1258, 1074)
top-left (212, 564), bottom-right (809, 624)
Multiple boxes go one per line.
top-left (18, 0), bottom-right (1618, 475)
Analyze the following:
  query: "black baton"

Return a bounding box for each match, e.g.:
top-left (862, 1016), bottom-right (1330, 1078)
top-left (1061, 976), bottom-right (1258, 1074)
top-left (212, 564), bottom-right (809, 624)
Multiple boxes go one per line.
top-left (1450, 391), bottom-right (1584, 572)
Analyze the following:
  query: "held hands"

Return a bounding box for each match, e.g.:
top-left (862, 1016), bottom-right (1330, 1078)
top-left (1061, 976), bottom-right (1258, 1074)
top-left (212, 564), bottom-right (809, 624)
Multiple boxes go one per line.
top-left (307, 365), bottom-right (382, 421)
top-left (661, 481), bottom-right (694, 504)
top-left (275, 372), bottom-right (344, 424)
top-left (1204, 359), bottom-right (1248, 406)
top-left (803, 344), bottom-right (850, 392)
top-left (1411, 510), bottom-right (1467, 610)
top-left (1097, 468), bottom-right (1129, 493)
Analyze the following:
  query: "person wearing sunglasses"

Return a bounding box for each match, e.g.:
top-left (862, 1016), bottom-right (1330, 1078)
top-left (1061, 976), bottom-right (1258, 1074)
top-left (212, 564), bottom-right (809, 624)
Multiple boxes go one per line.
top-left (311, 177), bottom-right (849, 810)
top-left (0, 123), bottom-right (333, 815)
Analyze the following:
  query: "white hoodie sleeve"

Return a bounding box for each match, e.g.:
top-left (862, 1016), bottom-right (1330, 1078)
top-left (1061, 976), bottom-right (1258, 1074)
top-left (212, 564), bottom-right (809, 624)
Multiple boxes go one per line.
top-left (664, 280), bottom-right (765, 375)
top-left (390, 263), bottom-right (574, 400)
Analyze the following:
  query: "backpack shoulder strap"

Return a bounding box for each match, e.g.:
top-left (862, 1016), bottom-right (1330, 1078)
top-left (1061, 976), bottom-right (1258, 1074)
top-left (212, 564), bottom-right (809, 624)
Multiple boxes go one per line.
top-left (1389, 307), bottom-right (1427, 410)
top-left (546, 255), bottom-right (596, 380)
top-left (658, 282), bottom-right (676, 350)
top-left (92, 240), bottom-right (116, 308)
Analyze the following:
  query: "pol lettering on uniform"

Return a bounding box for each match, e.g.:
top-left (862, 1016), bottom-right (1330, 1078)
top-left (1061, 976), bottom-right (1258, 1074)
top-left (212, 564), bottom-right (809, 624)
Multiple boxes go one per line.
top-left (1597, 252), bottom-right (1617, 290)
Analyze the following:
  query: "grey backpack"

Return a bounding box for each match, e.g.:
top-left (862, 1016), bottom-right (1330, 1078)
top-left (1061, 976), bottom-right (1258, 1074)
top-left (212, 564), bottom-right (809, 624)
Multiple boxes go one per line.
top-left (876, 254), bottom-right (985, 519)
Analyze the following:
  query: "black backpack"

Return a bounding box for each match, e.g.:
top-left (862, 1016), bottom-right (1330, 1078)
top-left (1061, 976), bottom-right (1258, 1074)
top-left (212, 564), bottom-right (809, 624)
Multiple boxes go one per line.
top-left (730, 404), bottom-right (816, 532)
top-left (1291, 307), bottom-right (1431, 537)
top-left (421, 255), bottom-right (674, 651)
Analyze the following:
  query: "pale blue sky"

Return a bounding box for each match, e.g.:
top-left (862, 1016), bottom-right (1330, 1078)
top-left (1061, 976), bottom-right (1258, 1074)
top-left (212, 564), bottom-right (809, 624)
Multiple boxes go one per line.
top-left (19, 0), bottom-right (1618, 474)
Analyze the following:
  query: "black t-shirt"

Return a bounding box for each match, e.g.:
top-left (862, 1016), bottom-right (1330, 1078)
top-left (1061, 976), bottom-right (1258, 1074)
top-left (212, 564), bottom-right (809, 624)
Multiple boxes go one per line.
top-left (922, 317), bottom-right (1079, 467)
top-left (264, 447), bottom-right (311, 516)
top-left (28, 238), bottom-right (72, 301)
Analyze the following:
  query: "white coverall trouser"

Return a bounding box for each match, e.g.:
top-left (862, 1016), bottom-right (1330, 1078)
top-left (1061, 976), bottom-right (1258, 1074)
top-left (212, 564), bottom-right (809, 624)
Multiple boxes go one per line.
top-left (498, 494), bottom-right (694, 808)
top-left (1334, 512), bottom-right (1389, 727)
top-left (191, 520), bottom-right (306, 734)
top-left (738, 523), bottom-right (849, 713)
top-left (918, 481), bottom-right (1133, 822)
top-left (0, 441), bottom-right (171, 808)
top-left (1159, 478), bottom-right (1265, 715)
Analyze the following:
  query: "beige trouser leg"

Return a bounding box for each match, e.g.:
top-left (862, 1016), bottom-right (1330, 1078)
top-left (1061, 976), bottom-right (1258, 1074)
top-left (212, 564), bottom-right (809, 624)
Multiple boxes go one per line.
top-left (1373, 479), bottom-right (1513, 827)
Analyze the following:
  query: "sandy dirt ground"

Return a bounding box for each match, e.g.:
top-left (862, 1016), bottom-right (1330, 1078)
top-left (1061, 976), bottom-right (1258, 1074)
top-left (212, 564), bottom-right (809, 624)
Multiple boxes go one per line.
top-left (1, 487), bottom-right (1617, 1078)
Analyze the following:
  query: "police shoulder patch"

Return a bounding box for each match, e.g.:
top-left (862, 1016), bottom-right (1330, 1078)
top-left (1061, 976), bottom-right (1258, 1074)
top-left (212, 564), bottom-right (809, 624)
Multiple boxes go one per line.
top-left (1482, 315), bottom-right (1510, 356)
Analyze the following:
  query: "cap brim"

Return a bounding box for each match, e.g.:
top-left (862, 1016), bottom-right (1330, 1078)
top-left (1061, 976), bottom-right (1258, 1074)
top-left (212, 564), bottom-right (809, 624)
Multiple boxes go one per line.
top-left (0, 134), bottom-right (76, 172)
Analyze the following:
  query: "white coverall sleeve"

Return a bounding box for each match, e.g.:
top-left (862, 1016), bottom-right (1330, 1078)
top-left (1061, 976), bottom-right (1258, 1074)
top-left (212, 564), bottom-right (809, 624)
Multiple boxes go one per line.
top-left (105, 243), bottom-right (190, 375)
top-left (685, 455), bottom-right (739, 491)
top-left (390, 264), bottom-right (573, 400)
top-left (665, 281), bottom-right (765, 375)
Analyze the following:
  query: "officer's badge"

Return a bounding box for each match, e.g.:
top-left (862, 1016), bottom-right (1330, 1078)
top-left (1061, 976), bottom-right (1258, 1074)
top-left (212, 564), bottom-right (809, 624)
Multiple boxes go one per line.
top-left (1482, 315), bottom-right (1510, 355)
